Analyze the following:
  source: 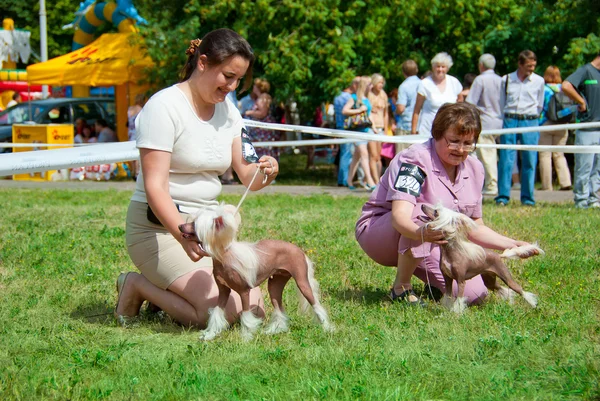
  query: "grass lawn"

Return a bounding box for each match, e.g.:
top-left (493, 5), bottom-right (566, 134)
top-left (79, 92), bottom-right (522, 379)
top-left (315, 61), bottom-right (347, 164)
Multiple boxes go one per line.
top-left (0, 187), bottom-right (599, 400)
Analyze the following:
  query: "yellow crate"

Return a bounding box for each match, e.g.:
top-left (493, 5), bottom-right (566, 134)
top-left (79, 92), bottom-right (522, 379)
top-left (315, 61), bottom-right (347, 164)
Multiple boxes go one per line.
top-left (12, 124), bottom-right (74, 181)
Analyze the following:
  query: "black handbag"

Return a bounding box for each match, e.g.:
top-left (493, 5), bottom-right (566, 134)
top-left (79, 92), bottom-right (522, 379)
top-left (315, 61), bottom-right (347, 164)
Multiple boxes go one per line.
top-left (147, 203), bottom-right (181, 226)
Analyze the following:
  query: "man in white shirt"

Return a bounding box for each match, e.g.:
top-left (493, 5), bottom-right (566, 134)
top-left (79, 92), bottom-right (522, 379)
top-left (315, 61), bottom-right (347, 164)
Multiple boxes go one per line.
top-left (495, 50), bottom-right (545, 206)
top-left (466, 54), bottom-right (503, 196)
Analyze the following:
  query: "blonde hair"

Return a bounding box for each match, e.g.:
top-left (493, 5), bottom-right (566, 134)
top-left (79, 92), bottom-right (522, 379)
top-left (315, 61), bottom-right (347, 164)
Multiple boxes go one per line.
top-left (354, 77), bottom-right (371, 106)
top-left (371, 73), bottom-right (385, 87)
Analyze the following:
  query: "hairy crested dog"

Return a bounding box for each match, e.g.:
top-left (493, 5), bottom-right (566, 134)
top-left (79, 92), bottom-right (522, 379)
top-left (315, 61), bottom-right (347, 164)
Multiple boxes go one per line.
top-left (418, 203), bottom-right (544, 314)
top-left (179, 204), bottom-right (333, 340)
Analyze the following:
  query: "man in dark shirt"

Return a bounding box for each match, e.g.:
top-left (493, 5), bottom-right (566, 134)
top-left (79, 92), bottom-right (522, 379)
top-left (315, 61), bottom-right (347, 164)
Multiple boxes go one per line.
top-left (563, 51), bottom-right (600, 208)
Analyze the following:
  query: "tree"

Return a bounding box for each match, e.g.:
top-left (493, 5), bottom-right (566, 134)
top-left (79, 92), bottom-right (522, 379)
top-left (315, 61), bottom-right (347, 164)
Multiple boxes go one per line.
top-left (136, 0), bottom-right (599, 119)
top-left (3, 0), bottom-right (598, 119)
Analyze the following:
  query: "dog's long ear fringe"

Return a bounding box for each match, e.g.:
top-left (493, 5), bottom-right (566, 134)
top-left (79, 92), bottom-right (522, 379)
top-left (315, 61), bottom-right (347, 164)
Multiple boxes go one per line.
top-left (501, 243), bottom-right (545, 259)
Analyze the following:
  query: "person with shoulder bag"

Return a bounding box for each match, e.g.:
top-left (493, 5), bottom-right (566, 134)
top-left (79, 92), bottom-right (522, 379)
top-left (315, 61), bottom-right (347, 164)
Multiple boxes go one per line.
top-left (538, 66), bottom-right (573, 191)
top-left (343, 76), bottom-right (376, 190)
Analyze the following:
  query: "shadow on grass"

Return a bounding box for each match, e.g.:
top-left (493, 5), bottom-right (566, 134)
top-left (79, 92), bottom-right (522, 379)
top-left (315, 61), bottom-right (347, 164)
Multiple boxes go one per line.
top-left (330, 284), bottom-right (443, 305)
top-left (330, 287), bottom-right (390, 305)
top-left (70, 301), bottom-right (185, 333)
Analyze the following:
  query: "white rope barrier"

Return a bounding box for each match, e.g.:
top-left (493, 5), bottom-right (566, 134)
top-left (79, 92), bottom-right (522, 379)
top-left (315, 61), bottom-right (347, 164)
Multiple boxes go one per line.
top-left (0, 120), bottom-right (599, 176)
top-left (0, 142), bottom-right (139, 176)
top-left (3, 120), bottom-right (600, 150)
top-left (0, 143), bottom-right (93, 148)
top-left (242, 119), bottom-right (600, 137)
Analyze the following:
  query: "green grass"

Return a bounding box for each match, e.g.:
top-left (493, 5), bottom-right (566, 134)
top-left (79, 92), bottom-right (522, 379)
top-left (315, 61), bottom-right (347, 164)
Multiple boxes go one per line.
top-left (0, 189), bottom-right (599, 400)
top-left (255, 152), bottom-right (338, 186)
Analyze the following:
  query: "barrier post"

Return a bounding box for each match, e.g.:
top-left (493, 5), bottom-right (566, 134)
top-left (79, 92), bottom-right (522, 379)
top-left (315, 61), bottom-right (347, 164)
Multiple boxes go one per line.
top-left (115, 84), bottom-right (128, 142)
top-left (12, 124), bottom-right (74, 181)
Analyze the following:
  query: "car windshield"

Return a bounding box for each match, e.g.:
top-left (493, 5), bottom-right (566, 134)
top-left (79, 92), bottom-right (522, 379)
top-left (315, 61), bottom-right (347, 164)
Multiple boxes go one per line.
top-left (0, 103), bottom-right (48, 125)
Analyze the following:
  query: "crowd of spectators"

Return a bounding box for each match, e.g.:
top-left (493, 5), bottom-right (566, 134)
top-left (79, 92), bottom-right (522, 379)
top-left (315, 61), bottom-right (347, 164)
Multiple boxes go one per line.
top-left (73, 117), bottom-right (116, 144)
top-left (211, 49), bottom-right (599, 207)
top-left (326, 49), bottom-right (600, 207)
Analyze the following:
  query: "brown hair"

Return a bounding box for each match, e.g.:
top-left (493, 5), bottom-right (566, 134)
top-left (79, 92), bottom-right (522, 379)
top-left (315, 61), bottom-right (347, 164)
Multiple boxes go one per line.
top-left (543, 65), bottom-right (562, 84)
top-left (518, 50), bottom-right (537, 65)
top-left (431, 103), bottom-right (482, 142)
top-left (180, 28), bottom-right (255, 92)
top-left (462, 73), bottom-right (477, 89)
top-left (254, 78), bottom-right (271, 94)
top-left (401, 60), bottom-right (418, 77)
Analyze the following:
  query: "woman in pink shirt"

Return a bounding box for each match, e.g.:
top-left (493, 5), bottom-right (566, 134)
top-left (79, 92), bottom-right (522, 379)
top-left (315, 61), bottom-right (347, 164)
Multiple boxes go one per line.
top-left (367, 73), bottom-right (389, 184)
top-left (356, 103), bottom-right (536, 305)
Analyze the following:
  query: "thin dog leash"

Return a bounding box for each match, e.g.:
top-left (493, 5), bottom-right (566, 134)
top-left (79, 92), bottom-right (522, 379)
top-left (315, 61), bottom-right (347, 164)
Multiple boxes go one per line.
top-left (420, 224), bottom-right (437, 301)
top-left (234, 160), bottom-right (274, 214)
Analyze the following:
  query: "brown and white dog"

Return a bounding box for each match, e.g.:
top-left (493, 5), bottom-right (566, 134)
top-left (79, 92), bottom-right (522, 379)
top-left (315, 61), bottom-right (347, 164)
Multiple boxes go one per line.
top-left (418, 203), bottom-right (543, 313)
top-left (179, 204), bottom-right (333, 340)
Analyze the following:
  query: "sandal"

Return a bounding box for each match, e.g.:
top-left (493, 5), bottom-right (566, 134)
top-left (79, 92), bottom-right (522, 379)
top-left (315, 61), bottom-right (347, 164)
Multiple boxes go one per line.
top-left (115, 272), bottom-right (137, 327)
top-left (389, 288), bottom-right (426, 307)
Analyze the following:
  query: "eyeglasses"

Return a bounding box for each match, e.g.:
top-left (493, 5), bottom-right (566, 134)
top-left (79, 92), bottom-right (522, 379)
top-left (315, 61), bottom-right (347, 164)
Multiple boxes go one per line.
top-left (443, 136), bottom-right (476, 152)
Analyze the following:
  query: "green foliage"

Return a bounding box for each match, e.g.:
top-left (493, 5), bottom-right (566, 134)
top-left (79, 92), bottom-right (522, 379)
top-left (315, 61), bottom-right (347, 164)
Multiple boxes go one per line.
top-left (0, 188), bottom-right (599, 399)
top-left (135, 0), bottom-right (600, 119)
top-left (2, 0), bottom-right (598, 118)
top-left (564, 33), bottom-right (600, 71)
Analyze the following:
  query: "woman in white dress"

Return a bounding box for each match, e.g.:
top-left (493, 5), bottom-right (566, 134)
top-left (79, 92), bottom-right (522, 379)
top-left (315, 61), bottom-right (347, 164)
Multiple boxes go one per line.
top-left (411, 52), bottom-right (463, 136)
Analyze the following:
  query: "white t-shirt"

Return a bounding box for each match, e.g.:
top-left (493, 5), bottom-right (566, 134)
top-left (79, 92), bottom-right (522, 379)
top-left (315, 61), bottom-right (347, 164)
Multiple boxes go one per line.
top-left (131, 84), bottom-right (244, 213)
top-left (417, 75), bottom-right (463, 136)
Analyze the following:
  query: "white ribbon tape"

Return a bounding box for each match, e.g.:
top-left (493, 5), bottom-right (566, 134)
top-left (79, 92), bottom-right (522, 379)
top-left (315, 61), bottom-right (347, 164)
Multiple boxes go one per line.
top-left (0, 141), bottom-right (139, 176)
top-left (0, 120), bottom-right (599, 176)
top-left (242, 119), bottom-right (600, 137)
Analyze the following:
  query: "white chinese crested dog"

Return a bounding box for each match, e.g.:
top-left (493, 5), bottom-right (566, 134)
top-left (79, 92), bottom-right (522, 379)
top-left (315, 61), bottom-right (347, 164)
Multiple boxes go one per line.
top-left (179, 204), bottom-right (333, 340)
top-left (418, 203), bottom-right (544, 314)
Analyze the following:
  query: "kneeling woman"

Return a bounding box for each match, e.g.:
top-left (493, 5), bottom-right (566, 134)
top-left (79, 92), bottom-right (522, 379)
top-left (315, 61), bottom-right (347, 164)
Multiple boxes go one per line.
top-left (115, 29), bottom-right (278, 327)
top-left (356, 102), bottom-right (534, 305)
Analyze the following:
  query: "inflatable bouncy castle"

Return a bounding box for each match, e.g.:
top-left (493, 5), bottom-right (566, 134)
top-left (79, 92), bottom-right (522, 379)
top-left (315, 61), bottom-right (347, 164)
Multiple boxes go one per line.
top-left (65, 0), bottom-right (148, 51)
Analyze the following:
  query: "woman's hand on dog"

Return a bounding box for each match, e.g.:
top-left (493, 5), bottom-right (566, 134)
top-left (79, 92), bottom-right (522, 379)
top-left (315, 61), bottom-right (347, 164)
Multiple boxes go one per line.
top-left (512, 240), bottom-right (541, 256)
top-left (418, 225), bottom-right (448, 245)
top-left (180, 236), bottom-right (209, 262)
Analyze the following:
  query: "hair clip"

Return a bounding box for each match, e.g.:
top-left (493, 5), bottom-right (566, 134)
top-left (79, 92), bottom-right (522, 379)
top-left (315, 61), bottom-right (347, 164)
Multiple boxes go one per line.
top-left (185, 39), bottom-right (202, 57)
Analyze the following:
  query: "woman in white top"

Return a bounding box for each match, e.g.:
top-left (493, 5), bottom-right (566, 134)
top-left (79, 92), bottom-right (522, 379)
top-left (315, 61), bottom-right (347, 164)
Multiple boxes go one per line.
top-left (411, 52), bottom-right (463, 136)
top-left (115, 29), bottom-right (278, 327)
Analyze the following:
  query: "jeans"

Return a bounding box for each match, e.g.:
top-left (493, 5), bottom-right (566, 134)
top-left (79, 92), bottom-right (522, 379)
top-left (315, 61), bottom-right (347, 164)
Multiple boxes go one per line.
top-left (337, 143), bottom-right (353, 186)
top-left (573, 130), bottom-right (600, 207)
top-left (495, 118), bottom-right (540, 205)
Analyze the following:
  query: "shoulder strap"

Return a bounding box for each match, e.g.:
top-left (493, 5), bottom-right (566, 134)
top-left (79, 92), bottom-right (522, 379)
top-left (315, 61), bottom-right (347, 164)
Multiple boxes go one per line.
top-left (505, 74), bottom-right (509, 96)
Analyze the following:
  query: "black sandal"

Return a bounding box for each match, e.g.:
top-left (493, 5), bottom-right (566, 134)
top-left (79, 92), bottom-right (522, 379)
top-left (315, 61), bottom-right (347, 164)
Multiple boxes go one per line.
top-left (390, 288), bottom-right (426, 307)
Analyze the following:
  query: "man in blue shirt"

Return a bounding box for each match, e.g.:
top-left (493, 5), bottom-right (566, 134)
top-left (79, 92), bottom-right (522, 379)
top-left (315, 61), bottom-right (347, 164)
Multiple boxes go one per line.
top-left (562, 50), bottom-right (600, 208)
top-left (335, 77), bottom-right (359, 186)
top-left (396, 60), bottom-right (420, 153)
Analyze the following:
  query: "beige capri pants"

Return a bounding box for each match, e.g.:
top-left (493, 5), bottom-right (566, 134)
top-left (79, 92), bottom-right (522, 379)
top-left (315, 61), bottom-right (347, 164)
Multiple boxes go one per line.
top-left (125, 200), bottom-right (213, 290)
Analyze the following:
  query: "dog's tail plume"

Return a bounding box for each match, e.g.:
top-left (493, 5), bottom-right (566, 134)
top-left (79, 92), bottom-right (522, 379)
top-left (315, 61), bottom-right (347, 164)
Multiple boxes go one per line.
top-left (298, 255), bottom-right (321, 314)
top-left (500, 243), bottom-right (545, 260)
